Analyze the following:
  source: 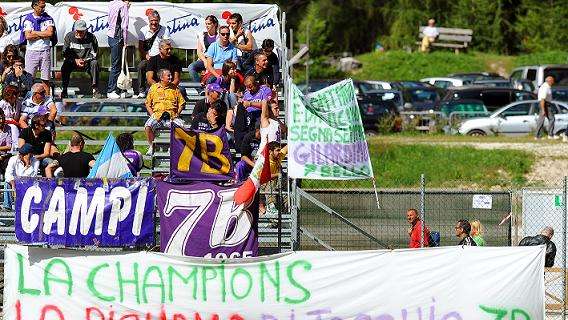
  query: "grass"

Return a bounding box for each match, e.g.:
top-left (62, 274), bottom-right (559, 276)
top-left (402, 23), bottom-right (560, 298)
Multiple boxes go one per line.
top-left (302, 137), bottom-right (535, 189)
top-left (349, 50), bottom-right (568, 81)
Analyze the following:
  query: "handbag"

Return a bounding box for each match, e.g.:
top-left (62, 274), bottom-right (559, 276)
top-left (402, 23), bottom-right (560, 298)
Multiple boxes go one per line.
top-left (117, 46), bottom-right (132, 91)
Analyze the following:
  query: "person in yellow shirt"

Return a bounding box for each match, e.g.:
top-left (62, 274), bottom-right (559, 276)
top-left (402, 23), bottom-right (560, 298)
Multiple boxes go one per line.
top-left (144, 68), bottom-right (185, 155)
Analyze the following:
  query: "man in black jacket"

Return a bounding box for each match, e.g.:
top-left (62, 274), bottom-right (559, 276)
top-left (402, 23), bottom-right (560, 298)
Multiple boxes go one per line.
top-left (519, 227), bottom-right (556, 268)
top-left (61, 20), bottom-right (100, 98)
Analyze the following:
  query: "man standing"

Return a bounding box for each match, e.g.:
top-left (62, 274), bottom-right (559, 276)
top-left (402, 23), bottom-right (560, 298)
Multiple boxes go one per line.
top-left (45, 134), bottom-right (95, 178)
top-left (146, 39), bottom-right (182, 88)
top-left (519, 227), bottom-right (556, 267)
top-left (144, 69), bottom-right (185, 155)
top-left (455, 219), bottom-right (477, 246)
top-left (534, 76), bottom-right (557, 139)
top-left (106, 0), bottom-right (130, 99)
top-left (136, 10), bottom-right (170, 98)
top-left (407, 208), bottom-right (430, 248)
top-left (22, 0), bottom-right (55, 92)
top-left (61, 20), bottom-right (100, 98)
top-left (205, 26), bottom-right (238, 81)
top-left (420, 19), bottom-right (439, 52)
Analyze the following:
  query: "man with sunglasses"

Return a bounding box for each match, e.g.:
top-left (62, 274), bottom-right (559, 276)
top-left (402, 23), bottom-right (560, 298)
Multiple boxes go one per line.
top-left (204, 26), bottom-right (238, 82)
top-left (3, 56), bottom-right (33, 98)
top-left (18, 114), bottom-right (53, 168)
top-left (22, 0), bottom-right (55, 93)
top-left (19, 83), bottom-right (57, 129)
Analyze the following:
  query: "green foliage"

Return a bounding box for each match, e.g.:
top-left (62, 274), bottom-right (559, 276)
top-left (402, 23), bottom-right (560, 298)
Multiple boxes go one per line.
top-left (513, 51), bottom-right (568, 67)
top-left (515, 0), bottom-right (568, 52)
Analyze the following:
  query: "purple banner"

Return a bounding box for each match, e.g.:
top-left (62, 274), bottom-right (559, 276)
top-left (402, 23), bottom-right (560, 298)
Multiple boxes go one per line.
top-left (170, 124), bottom-right (233, 181)
top-left (15, 177), bottom-right (155, 247)
top-left (157, 181), bottom-right (258, 258)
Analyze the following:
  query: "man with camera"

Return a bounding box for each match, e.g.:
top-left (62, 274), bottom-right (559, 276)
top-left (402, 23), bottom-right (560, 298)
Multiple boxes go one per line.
top-left (144, 68), bottom-right (185, 155)
top-left (61, 20), bottom-right (100, 98)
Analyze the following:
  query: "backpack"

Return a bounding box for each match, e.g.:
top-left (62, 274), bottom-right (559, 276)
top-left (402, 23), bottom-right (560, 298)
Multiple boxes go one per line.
top-left (429, 231), bottom-right (441, 247)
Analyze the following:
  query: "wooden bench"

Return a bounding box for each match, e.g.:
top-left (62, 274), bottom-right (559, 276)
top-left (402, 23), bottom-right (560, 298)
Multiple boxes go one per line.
top-left (416, 26), bottom-right (473, 54)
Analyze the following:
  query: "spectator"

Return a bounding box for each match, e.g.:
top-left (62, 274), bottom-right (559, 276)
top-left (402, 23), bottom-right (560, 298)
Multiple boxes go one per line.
top-left (3, 56), bottom-right (34, 98)
top-left (519, 227), bottom-right (556, 268)
top-left (144, 68), bottom-right (185, 155)
top-left (204, 26), bottom-right (238, 82)
top-left (188, 15), bottom-right (218, 82)
top-left (116, 132), bottom-right (143, 176)
top-left (136, 10), bottom-right (170, 98)
top-left (470, 219), bottom-right (486, 246)
top-left (259, 99), bottom-right (285, 154)
top-left (191, 100), bottom-right (227, 132)
top-left (20, 83), bottom-right (57, 129)
top-left (22, 0), bottom-right (55, 92)
top-left (0, 45), bottom-right (19, 82)
top-left (4, 143), bottom-right (39, 209)
top-left (0, 85), bottom-right (21, 149)
top-left (0, 109), bottom-right (13, 158)
top-left (61, 20), bottom-right (100, 98)
top-left (193, 83), bottom-right (224, 119)
top-left (215, 60), bottom-right (243, 93)
top-left (235, 122), bottom-right (260, 182)
top-left (45, 133), bottom-right (95, 178)
top-left (243, 39), bottom-right (279, 76)
top-left (242, 75), bottom-right (272, 125)
top-left (106, 0), bottom-right (130, 99)
top-left (455, 219), bottom-right (477, 246)
top-left (146, 39), bottom-right (182, 88)
top-left (232, 90), bottom-right (255, 151)
top-left (420, 18), bottom-right (439, 52)
top-left (536, 76), bottom-right (556, 140)
top-left (406, 208), bottom-right (430, 248)
top-left (227, 13), bottom-right (256, 64)
top-left (18, 114), bottom-right (53, 167)
top-left (245, 53), bottom-right (273, 87)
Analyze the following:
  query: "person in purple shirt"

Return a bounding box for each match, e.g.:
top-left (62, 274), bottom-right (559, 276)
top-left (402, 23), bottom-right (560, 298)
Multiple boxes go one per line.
top-left (242, 75), bottom-right (272, 124)
top-left (106, 0), bottom-right (130, 99)
top-left (116, 132), bottom-right (143, 176)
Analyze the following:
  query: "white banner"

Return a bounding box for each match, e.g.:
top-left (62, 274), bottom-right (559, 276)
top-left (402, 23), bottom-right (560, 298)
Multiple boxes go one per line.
top-left (0, 2), bottom-right (281, 49)
top-left (3, 244), bottom-right (545, 319)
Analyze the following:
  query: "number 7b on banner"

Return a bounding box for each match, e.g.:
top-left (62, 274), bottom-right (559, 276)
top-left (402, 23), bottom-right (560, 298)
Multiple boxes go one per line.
top-left (158, 181), bottom-right (259, 257)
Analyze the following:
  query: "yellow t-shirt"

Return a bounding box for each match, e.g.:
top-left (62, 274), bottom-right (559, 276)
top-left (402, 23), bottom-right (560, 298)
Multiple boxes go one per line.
top-left (270, 147), bottom-right (288, 175)
top-left (146, 82), bottom-right (185, 119)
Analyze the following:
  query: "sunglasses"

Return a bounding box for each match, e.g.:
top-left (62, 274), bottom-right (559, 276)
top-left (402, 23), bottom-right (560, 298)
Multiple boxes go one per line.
top-left (220, 32), bottom-right (230, 36)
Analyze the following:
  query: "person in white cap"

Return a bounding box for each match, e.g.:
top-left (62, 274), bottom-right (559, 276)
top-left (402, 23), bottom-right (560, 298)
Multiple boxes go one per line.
top-left (61, 19), bottom-right (100, 98)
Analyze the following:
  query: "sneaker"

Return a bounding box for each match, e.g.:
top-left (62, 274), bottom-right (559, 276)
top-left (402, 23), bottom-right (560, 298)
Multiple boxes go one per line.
top-left (136, 92), bottom-right (146, 99)
top-left (146, 145), bottom-right (153, 156)
top-left (107, 91), bottom-right (120, 99)
top-left (563, 135), bottom-right (568, 143)
top-left (548, 135), bottom-right (560, 140)
top-left (92, 89), bottom-right (102, 99)
top-left (120, 91), bottom-right (133, 99)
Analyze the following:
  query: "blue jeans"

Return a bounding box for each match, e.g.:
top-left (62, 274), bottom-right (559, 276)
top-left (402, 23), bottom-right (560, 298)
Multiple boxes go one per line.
top-left (107, 36), bottom-right (124, 94)
top-left (188, 60), bottom-right (205, 82)
top-left (3, 181), bottom-right (13, 210)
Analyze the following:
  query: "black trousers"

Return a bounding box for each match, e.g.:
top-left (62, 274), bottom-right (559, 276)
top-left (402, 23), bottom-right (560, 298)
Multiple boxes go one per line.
top-left (61, 58), bottom-right (99, 90)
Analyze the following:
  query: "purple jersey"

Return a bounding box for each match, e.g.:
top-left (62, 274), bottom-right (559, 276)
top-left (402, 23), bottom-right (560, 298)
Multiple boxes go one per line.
top-left (122, 149), bottom-right (143, 176)
top-left (243, 85), bottom-right (272, 113)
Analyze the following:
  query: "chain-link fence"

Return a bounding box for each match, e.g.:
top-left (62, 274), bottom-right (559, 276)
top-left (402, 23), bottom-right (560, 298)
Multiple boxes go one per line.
top-left (292, 175), bottom-right (568, 318)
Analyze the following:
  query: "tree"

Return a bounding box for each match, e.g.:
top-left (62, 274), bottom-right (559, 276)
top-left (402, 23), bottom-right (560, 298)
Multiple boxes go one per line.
top-left (515, 0), bottom-right (568, 52)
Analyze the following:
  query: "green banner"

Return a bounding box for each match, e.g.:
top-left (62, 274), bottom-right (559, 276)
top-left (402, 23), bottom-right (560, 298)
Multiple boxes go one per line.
top-left (288, 79), bottom-right (373, 180)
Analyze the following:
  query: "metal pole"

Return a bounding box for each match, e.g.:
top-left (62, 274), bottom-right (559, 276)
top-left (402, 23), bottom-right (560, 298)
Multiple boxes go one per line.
top-left (289, 28), bottom-right (294, 76)
top-left (291, 179), bottom-right (299, 250)
top-left (563, 176), bottom-right (567, 319)
top-left (420, 174), bottom-right (426, 248)
top-left (305, 23), bottom-right (309, 93)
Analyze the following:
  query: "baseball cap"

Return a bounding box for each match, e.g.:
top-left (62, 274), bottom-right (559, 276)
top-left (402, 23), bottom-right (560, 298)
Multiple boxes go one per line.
top-left (19, 144), bottom-right (34, 155)
top-left (74, 20), bottom-right (88, 31)
top-left (207, 83), bottom-right (224, 94)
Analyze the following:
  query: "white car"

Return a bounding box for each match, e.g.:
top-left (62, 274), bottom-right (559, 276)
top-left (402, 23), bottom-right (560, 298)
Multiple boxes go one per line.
top-left (421, 77), bottom-right (465, 89)
top-left (458, 100), bottom-right (568, 136)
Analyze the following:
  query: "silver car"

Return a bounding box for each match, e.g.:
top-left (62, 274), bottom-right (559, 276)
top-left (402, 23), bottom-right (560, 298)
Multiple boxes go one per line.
top-left (458, 100), bottom-right (568, 136)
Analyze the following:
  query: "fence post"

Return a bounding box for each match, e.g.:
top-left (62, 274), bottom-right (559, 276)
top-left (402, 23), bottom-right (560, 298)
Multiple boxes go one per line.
top-left (420, 174), bottom-right (426, 248)
top-left (562, 176), bottom-right (568, 320)
top-left (290, 179), bottom-right (299, 250)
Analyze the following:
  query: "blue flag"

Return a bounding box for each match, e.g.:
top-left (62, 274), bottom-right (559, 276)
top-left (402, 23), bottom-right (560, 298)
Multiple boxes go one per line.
top-left (88, 134), bottom-right (134, 178)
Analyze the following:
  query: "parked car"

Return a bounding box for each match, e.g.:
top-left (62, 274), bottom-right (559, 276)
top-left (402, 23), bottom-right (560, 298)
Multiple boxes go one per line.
top-left (360, 80), bottom-right (392, 90)
top-left (442, 87), bottom-right (536, 112)
top-left (512, 79), bottom-right (536, 93)
top-left (509, 64), bottom-right (568, 88)
top-left (552, 86), bottom-right (568, 102)
top-left (365, 89), bottom-right (403, 112)
top-left (437, 99), bottom-right (488, 117)
top-left (401, 87), bottom-right (442, 111)
top-left (63, 102), bottom-right (146, 126)
top-left (421, 77), bottom-right (465, 89)
top-left (447, 72), bottom-right (505, 84)
top-left (297, 80), bottom-right (398, 130)
top-left (471, 79), bottom-right (513, 88)
top-left (390, 81), bottom-right (435, 90)
top-left (458, 100), bottom-right (568, 136)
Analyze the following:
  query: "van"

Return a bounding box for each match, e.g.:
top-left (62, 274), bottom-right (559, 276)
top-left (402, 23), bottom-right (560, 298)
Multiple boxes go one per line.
top-left (509, 65), bottom-right (568, 88)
